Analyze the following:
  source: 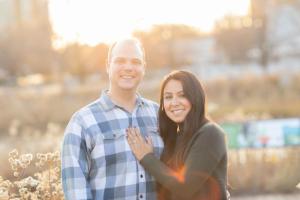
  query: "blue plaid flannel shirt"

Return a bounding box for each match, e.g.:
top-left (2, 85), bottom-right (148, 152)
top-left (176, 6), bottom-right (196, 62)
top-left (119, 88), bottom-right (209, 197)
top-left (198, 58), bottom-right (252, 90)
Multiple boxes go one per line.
top-left (61, 91), bottom-right (164, 200)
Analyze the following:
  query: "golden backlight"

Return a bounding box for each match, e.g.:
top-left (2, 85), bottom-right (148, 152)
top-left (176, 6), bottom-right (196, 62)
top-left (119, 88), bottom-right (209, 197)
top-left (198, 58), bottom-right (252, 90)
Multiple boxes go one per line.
top-left (48, 0), bottom-right (250, 48)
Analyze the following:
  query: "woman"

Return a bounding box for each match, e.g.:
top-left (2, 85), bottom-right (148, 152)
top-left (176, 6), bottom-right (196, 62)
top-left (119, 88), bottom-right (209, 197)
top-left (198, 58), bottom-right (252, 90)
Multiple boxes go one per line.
top-left (127, 70), bottom-right (229, 200)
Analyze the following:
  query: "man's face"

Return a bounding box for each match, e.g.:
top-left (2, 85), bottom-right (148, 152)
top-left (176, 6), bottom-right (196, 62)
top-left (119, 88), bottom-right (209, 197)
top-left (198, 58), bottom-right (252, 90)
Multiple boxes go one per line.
top-left (107, 41), bottom-right (145, 93)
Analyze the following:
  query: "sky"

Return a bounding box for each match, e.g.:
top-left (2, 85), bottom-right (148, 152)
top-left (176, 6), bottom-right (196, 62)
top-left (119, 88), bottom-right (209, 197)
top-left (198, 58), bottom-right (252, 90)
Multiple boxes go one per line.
top-left (48, 0), bottom-right (250, 47)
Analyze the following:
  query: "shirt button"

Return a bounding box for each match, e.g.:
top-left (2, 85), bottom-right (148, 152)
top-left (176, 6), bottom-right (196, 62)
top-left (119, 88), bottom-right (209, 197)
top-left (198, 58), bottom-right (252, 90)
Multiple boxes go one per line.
top-left (139, 194), bottom-right (143, 198)
top-left (140, 174), bottom-right (143, 178)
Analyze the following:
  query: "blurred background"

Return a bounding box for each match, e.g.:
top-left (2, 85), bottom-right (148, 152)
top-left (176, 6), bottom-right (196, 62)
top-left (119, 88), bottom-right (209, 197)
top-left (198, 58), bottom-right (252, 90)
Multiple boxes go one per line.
top-left (0, 0), bottom-right (299, 199)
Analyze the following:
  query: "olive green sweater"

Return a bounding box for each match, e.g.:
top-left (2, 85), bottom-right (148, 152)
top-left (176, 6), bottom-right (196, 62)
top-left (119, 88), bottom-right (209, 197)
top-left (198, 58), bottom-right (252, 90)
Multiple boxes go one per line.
top-left (140, 122), bottom-right (228, 200)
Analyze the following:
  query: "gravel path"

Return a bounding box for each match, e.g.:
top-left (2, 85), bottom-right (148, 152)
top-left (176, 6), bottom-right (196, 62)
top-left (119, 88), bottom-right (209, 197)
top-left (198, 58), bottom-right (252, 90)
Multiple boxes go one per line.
top-left (232, 193), bottom-right (300, 200)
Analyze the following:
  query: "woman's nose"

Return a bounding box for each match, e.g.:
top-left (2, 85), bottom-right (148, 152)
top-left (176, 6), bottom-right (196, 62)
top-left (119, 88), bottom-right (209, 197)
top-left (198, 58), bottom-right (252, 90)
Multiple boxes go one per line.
top-left (170, 97), bottom-right (179, 105)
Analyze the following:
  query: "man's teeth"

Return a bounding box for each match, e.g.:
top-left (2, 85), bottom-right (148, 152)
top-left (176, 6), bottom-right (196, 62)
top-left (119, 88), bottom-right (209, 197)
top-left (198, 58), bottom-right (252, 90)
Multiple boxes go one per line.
top-left (122, 75), bottom-right (133, 79)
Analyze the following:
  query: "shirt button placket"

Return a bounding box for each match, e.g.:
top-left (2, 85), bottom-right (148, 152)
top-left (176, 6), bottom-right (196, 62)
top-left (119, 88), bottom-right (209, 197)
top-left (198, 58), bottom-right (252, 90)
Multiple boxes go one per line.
top-left (137, 165), bottom-right (146, 199)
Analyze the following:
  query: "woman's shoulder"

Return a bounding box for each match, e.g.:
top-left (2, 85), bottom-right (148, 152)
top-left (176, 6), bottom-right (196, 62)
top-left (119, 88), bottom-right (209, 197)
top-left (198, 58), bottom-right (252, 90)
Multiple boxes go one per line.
top-left (193, 122), bottom-right (227, 154)
top-left (197, 121), bottom-right (226, 141)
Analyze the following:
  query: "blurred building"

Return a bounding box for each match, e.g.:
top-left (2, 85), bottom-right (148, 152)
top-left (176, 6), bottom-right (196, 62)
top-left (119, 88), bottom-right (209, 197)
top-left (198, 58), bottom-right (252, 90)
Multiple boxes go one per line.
top-left (0, 0), bottom-right (49, 32)
top-left (171, 0), bottom-right (300, 80)
top-left (179, 0), bottom-right (300, 72)
top-left (0, 0), bottom-right (56, 79)
top-left (174, 1), bottom-right (300, 68)
top-left (251, 0), bottom-right (300, 60)
top-left (173, 37), bottom-right (222, 66)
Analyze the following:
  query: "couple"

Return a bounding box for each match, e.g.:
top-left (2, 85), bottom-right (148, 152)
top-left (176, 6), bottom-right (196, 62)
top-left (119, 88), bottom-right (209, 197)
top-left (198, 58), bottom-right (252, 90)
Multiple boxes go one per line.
top-left (61, 38), bottom-right (229, 200)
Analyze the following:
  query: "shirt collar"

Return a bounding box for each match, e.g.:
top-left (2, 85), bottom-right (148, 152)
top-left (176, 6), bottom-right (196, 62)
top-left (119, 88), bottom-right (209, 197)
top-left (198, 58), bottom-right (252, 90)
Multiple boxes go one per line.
top-left (99, 90), bottom-right (145, 111)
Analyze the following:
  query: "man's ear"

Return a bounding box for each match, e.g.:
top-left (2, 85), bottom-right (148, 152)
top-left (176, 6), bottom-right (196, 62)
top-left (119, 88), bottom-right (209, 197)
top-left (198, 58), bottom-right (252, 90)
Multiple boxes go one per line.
top-left (105, 59), bottom-right (109, 74)
top-left (142, 62), bottom-right (146, 76)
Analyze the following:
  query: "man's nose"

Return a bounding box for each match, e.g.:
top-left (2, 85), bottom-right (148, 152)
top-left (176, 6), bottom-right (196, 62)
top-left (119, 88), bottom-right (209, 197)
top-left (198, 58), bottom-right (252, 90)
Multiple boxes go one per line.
top-left (123, 61), bottom-right (133, 70)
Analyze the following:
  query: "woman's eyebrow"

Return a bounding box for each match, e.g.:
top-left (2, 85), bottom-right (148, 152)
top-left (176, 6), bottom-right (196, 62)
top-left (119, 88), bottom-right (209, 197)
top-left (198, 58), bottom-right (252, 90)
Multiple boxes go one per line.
top-left (163, 90), bottom-right (184, 95)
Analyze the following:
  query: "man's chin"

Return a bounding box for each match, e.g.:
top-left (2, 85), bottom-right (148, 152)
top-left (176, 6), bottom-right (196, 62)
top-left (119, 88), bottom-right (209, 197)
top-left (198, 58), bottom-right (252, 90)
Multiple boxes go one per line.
top-left (118, 85), bottom-right (138, 91)
top-left (118, 82), bottom-right (139, 91)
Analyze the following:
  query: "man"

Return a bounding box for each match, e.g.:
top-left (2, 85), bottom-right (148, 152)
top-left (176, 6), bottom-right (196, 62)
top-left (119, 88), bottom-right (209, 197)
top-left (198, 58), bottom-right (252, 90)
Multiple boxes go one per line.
top-left (61, 38), bottom-right (164, 200)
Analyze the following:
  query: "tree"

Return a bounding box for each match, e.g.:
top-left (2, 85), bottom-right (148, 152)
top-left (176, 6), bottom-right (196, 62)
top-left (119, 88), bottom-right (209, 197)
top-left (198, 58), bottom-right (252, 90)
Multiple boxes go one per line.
top-left (251, 0), bottom-right (269, 68)
top-left (60, 43), bottom-right (108, 82)
top-left (214, 15), bottom-right (257, 64)
top-left (133, 24), bottom-right (202, 69)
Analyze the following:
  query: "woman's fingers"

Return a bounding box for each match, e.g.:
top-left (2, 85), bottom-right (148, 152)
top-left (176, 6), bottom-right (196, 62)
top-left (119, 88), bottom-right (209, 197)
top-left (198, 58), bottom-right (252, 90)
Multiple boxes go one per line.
top-left (126, 128), bottom-right (136, 145)
top-left (126, 127), bottom-right (154, 161)
top-left (127, 128), bottom-right (136, 138)
top-left (127, 127), bottom-right (149, 148)
top-left (134, 127), bottom-right (144, 142)
top-left (127, 127), bottom-right (141, 147)
top-left (126, 128), bottom-right (132, 140)
top-left (146, 136), bottom-right (153, 146)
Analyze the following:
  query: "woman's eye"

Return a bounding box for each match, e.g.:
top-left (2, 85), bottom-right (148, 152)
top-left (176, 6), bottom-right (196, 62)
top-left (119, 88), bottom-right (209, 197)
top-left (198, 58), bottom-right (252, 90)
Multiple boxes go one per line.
top-left (164, 96), bottom-right (172, 100)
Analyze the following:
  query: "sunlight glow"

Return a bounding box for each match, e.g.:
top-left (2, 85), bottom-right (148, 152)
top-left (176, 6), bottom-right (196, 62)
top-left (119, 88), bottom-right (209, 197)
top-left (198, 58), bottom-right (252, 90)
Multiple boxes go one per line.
top-left (48, 0), bottom-right (250, 47)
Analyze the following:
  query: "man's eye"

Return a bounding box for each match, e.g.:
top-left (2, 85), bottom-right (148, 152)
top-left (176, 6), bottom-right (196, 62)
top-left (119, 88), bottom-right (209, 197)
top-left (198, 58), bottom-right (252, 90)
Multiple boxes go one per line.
top-left (114, 59), bottom-right (125, 64)
top-left (131, 59), bottom-right (142, 65)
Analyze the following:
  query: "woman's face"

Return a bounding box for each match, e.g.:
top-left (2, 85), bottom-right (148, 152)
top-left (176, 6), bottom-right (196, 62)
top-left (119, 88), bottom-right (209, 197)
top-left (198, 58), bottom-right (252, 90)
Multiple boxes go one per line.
top-left (163, 79), bottom-right (192, 123)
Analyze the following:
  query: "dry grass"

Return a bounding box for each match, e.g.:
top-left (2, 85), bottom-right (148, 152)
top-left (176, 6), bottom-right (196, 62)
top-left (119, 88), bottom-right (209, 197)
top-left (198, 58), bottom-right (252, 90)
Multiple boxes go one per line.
top-left (228, 147), bottom-right (300, 194)
top-left (0, 150), bottom-right (63, 200)
top-left (0, 126), bottom-right (299, 199)
top-left (205, 74), bottom-right (300, 121)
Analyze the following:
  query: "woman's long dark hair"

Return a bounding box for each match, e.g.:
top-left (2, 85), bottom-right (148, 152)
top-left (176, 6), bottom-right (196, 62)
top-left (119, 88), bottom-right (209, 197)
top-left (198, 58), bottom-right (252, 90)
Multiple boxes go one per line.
top-left (159, 70), bottom-right (208, 169)
top-left (157, 70), bottom-right (209, 199)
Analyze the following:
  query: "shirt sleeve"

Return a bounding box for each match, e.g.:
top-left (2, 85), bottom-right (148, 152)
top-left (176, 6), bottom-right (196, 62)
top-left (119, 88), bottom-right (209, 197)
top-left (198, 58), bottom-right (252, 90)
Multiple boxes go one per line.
top-left (61, 114), bottom-right (93, 200)
top-left (140, 124), bottom-right (226, 200)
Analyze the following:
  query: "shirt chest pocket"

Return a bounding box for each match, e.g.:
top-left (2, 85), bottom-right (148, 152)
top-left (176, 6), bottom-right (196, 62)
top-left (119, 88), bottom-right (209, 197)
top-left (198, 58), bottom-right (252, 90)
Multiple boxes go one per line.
top-left (102, 130), bottom-right (127, 149)
top-left (102, 131), bottom-right (128, 166)
top-left (102, 131), bottom-right (124, 140)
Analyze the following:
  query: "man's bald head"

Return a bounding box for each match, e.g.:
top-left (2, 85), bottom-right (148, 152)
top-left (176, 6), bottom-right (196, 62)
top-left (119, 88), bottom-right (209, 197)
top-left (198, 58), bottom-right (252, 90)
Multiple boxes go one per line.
top-left (107, 38), bottom-right (145, 64)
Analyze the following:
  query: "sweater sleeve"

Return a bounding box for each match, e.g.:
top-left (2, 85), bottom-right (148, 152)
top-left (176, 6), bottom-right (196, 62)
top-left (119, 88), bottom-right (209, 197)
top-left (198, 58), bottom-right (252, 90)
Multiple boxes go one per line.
top-left (140, 124), bottom-right (226, 200)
